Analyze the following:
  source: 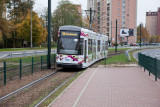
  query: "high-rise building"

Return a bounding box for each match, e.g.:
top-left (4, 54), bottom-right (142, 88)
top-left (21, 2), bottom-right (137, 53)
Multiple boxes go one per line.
top-left (146, 12), bottom-right (158, 37)
top-left (146, 8), bottom-right (160, 37)
top-left (87, 0), bottom-right (97, 32)
top-left (87, 0), bottom-right (97, 10)
top-left (100, 0), bottom-right (137, 44)
top-left (75, 5), bottom-right (82, 15)
top-left (157, 8), bottom-right (160, 36)
top-left (97, 0), bottom-right (101, 33)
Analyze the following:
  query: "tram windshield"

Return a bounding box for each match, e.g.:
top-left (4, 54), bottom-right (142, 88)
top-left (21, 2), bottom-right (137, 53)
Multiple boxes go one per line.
top-left (58, 31), bottom-right (80, 55)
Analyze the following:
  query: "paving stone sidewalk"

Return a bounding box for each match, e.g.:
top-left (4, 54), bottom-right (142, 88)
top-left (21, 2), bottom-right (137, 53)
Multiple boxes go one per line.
top-left (49, 66), bottom-right (160, 107)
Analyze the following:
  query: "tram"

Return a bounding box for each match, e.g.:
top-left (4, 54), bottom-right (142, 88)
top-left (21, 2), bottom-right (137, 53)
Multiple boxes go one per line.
top-left (56, 26), bottom-right (108, 68)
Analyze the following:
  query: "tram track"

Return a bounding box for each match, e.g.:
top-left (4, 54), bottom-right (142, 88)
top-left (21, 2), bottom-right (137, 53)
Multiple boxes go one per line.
top-left (0, 68), bottom-right (80, 107)
top-left (0, 71), bottom-right (59, 102)
top-left (34, 72), bottom-right (79, 107)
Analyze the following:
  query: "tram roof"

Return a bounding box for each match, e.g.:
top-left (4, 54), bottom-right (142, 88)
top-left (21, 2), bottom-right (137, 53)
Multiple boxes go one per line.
top-left (59, 26), bottom-right (82, 32)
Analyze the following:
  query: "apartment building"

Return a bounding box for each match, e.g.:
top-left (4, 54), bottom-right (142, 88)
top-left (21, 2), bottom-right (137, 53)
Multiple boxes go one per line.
top-left (146, 8), bottom-right (160, 37)
top-left (97, 0), bottom-right (101, 33)
top-left (75, 5), bottom-right (82, 15)
top-left (87, 0), bottom-right (97, 10)
top-left (157, 8), bottom-right (160, 36)
top-left (146, 12), bottom-right (158, 37)
top-left (87, 0), bottom-right (98, 31)
top-left (103, 0), bottom-right (137, 44)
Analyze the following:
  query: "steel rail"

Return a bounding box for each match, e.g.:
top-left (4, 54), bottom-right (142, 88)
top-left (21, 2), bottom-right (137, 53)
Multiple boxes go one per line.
top-left (0, 71), bottom-right (59, 102)
top-left (34, 72), bottom-right (79, 107)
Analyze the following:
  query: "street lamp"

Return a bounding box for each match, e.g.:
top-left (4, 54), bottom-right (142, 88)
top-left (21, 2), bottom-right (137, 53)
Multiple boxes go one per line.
top-left (85, 7), bottom-right (96, 30)
top-left (30, 0), bottom-right (33, 48)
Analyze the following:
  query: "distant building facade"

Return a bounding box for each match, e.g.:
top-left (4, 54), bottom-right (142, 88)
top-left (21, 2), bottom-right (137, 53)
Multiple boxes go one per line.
top-left (87, 0), bottom-right (137, 44)
top-left (157, 8), bottom-right (160, 36)
top-left (97, 0), bottom-right (101, 33)
top-left (101, 0), bottom-right (137, 44)
top-left (87, 0), bottom-right (97, 10)
top-left (146, 12), bottom-right (158, 37)
top-left (87, 0), bottom-right (98, 32)
top-left (75, 4), bottom-right (82, 15)
top-left (146, 8), bottom-right (160, 37)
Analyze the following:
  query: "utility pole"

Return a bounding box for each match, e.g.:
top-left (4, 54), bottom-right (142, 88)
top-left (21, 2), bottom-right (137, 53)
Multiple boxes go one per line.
top-left (30, 0), bottom-right (32, 49)
top-left (140, 24), bottom-right (142, 47)
top-left (89, 7), bottom-right (92, 30)
top-left (115, 19), bottom-right (117, 52)
top-left (111, 20), bottom-right (112, 46)
top-left (47, 0), bottom-right (51, 69)
top-left (85, 7), bottom-right (96, 30)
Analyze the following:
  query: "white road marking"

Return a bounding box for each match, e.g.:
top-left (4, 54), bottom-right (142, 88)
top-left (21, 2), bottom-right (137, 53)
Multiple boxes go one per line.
top-left (72, 67), bottom-right (99, 107)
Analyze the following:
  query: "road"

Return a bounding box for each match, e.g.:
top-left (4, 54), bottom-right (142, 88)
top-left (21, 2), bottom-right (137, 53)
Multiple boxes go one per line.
top-left (133, 49), bottom-right (160, 61)
top-left (0, 49), bottom-right (56, 59)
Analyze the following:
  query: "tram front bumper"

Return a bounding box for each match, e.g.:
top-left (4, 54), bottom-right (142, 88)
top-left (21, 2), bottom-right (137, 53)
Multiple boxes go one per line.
top-left (57, 63), bottom-right (82, 68)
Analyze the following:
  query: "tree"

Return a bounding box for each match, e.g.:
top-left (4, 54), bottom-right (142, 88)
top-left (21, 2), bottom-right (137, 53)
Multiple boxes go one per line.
top-left (17, 10), bottom-right (47, 46)
top-left (52, 0), bottom-right (83, 41)
top-left (6, 0), bottom-right (34, 48)
top-left (0, 0), bottom-right (12, 48)
top-left (137, 23), bottom-right (149, 43)
top-left (149, 35), bottom-right (160, 43)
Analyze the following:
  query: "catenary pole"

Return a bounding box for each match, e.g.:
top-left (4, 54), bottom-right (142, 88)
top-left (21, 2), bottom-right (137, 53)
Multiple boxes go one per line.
top-left (47, 0), bottom-right (51, 69)
top-left (30, 0), bottom-right (32, 48)
top-left (140, 24), bottom-right (142, 47)
top-left (115, 19), bottom-right (117, 52)
top-left (89, 7), bottom-right (92, 30)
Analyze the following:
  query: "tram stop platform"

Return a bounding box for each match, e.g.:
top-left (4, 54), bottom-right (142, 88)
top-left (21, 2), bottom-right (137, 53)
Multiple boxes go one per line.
top-left (49, 65), bottom-right (160, 107)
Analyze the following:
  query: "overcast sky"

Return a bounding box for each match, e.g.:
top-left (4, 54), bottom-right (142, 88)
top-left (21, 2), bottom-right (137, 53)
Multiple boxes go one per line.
top-left (34, 0), bottom-right (160, 26)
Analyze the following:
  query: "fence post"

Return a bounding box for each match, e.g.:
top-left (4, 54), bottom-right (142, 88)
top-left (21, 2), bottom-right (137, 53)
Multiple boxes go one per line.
top-left (105, 52), bottom-right (106, 67)
top-left (10, 53), bottom-right (13, 58)
top-left (32, 57), bottom-right (33, 74)
top-left (155, 58), bottom-right (157, 81)
top-left (4, 61), bottom-right (6, 86)
top-left (54, 54), bottom-right (56, 69)
top-left (20, 59), bottom-right (22, 79)
top-left (138, 53), bottom-right (140, 66)
top-left (41, 56), bottom-right (42, 71)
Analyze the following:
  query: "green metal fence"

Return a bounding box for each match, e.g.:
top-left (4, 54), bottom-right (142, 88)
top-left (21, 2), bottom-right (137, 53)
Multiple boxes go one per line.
top-left (0, 54), bottom-right (56, 86)
top-left (138, 53), bottom-right (160, 81)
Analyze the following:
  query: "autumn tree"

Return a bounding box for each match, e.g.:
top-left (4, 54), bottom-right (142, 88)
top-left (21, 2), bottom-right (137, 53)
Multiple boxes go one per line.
top-left (149, 35), bottom-right (160, 43)
top-left (6, 0), bottom-right (34, 48)
top-left (52, 0), bottom-right (83, 41)
top-left (17, 10), bottom-right (47, 46)
top-left (137, 23), bottom-right (150, 43)
top-left (0, 0), bottom-right (12, 48)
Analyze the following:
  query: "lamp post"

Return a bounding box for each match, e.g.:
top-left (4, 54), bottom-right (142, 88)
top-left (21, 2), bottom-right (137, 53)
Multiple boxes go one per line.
top-left (30, 0), bottom-right (33, 48)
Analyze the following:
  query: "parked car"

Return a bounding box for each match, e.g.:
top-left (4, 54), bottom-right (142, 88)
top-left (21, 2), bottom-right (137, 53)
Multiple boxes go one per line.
top-left (130, 43), bottom-right (138, 46)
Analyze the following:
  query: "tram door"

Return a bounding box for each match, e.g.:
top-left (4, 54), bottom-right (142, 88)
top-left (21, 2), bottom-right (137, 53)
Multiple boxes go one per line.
top-left (84, 40), bottom-right (87, 63)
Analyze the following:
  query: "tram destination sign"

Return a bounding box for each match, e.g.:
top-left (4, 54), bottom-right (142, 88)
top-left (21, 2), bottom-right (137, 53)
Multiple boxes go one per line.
top-left (62, 32), bottom-right (78, 36)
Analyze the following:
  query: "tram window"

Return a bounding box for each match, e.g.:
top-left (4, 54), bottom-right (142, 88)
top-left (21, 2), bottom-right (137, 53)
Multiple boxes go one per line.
top-left (88, 39), bottom-right (92, 55)
top-left (98, 40), bottom-right (101, 52)
top-left (58, 31), bottom-right (79, 55)
top-left (79, 38), bottom-right (83, 55)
